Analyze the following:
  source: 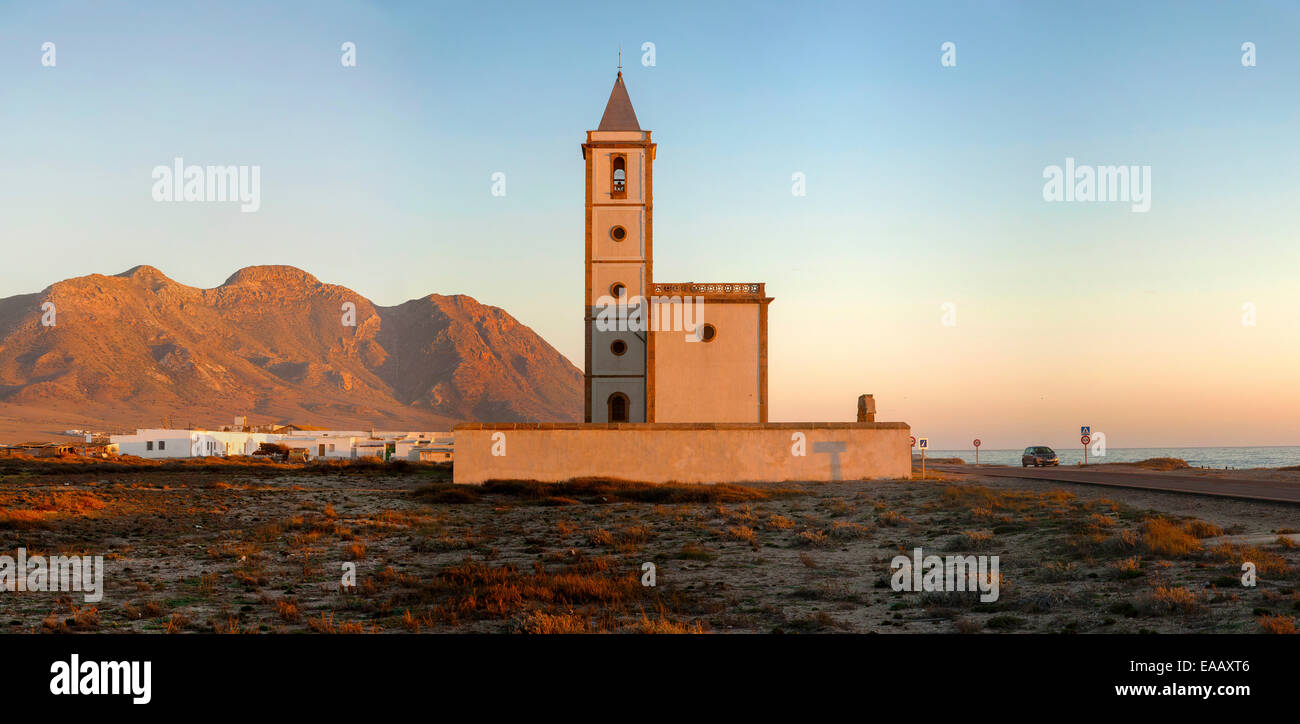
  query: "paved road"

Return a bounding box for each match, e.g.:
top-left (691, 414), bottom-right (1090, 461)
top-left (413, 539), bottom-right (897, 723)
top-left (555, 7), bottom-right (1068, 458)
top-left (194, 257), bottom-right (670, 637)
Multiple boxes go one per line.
top-left (930, 464), bottom-right (1300, 505)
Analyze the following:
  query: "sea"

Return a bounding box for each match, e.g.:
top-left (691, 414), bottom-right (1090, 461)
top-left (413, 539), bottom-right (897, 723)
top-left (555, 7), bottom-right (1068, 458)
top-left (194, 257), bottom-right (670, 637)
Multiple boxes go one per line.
top-left (917, 446), bottom-right (1300, 470)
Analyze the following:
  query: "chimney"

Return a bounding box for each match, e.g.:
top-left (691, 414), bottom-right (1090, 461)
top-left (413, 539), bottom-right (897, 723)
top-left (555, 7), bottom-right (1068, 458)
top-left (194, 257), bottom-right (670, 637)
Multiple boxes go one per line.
top-left (856, 394), bottom-right (876, 423)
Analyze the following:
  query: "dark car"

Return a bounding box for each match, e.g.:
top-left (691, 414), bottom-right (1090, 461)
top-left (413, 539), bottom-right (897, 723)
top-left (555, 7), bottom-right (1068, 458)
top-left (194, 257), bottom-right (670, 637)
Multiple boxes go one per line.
top-left (1022, 446), bottom-right (1059, 467)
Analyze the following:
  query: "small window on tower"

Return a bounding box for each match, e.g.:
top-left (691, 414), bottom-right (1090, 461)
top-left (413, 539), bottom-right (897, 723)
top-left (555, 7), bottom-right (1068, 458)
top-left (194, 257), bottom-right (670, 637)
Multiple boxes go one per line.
top-left (610, 225), bottom-right (627, 242)
top-left (610, 282), bottom-right (627, 299)
top-left (611, 155), bottom-right (627, 198)
top-left (610, 339), bottom-right (627, 356)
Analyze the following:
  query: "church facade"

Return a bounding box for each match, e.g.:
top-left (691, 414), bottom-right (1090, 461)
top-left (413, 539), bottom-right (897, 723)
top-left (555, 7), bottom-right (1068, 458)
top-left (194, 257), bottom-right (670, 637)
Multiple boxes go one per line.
top-left (583, 72), bottom-right (769, 424)
top-left (452, 71), bottom-right (910, 485)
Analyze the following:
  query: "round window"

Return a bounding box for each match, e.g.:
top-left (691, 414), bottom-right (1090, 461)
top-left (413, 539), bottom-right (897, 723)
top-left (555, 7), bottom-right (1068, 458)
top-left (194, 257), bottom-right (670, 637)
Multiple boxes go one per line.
top-left (610, 339), bottom-right (627, 356)
top-left (610, 225), bottom-right (627, 242)
top-left (700, 324), bottom-right (717, 343)
top-left (610, 282), bottom-right (626, 298)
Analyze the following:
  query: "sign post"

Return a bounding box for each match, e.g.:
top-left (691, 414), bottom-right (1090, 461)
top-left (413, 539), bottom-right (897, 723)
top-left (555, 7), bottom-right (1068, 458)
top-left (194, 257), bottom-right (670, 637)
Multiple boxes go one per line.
top-left (1081, 433), bottom-right (1091, 465)
top-left (973, 438), bottom-right (981, 465)
top-left (918, 438), bottom-right (929, 479)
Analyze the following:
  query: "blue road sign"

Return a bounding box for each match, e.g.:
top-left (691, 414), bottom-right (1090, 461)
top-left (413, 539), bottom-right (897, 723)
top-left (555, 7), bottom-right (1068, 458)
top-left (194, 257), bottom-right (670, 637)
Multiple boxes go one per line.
top-left (1080, 426), bottom-right (1090, 436)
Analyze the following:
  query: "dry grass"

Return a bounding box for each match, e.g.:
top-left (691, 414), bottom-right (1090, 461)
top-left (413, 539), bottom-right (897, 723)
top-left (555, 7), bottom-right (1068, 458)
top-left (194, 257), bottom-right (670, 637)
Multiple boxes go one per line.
top-left (518, 610), bottom-right (589, 634)
top-left (675, 542), bottom-right (716, 561)
top-left (276, 599), bottom-right (301, 623)
top-left (1149, 585), bottom-right (1199, 614)
top-left (1140, 518), bottom-right (1202, 557)
top-left (1209, 543), bottom-right (1291, 575)
top-left (1257, 615), bottom-right (1297, 634)
top-left (765, 514), bottom-right (795, 530)
top-left (1131, 458), bottom-right (1191, 471)
top-left (0, 508), bottom-right (51, 529)
top-left (1184, 519), bottom-right (1224, 538)
top-left (634, 610), bottom-right (706, 634)
top-left (960, 530), bottom-right (994, 549)
top-left (829, 521), bottom-right (872, 540)
top-left (878, 510), bottom-right (910, 526)
top-left (1111, 556), bottom-right (1143, 579)
top-left (796, 529), bottom-right (829, 547)
top-left (726, 525), bottom-right (757, 544)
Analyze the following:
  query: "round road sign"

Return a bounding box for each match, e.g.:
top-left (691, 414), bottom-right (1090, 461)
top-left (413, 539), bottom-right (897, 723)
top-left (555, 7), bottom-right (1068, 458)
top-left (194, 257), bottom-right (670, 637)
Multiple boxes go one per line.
top-left (910, 436), bottom-right (916, 447)
top-left (973, 439), bottom-right (981, 447)
top-left (1081, 434), bottom-right (1091, 445)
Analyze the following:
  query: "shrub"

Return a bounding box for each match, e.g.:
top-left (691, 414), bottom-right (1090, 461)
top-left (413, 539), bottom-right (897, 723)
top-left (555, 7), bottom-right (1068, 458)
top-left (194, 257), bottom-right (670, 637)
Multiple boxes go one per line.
top-left (1132, 458), bottom-right (1190, 471)
top-left (1141, 518), bottom-right (1202, 557)
top-left (726, 526), bottom-right (757, 544)
top-left (1258, 615), bottom-right (1297, 634)
top-left (1110, 556), bottom-right (1143, 580)
top-left (1183, 519), bottom-right (1223, 539)
top-left (1150, 586), bottom-right (1198, 614)
top-left (878, 510), bottom-right (910, 527)
top-left (797, 529), bottom-right (829, 547)
top-left (986, 615), bottom-right (1025, 630)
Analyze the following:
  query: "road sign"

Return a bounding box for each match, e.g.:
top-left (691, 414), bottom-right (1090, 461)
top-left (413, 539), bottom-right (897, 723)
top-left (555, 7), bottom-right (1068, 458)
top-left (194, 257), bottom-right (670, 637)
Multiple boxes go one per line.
top-left (1081, 426), bottom-right (1090, 436)
top-left (917, 438), bottom-right (929, 479)
top-left (973, 439), bottom-right (981, 447)
top-left (909, 436), bottom-right (916, 447)
top-left (1081, 434), bottom-right (1091, 445)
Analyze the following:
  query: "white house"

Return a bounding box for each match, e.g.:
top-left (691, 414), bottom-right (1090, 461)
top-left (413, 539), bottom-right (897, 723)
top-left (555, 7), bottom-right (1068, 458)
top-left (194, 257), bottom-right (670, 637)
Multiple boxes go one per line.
top-left (109, 427), bottom-right (453, 461)
top-left (111, 429), bottom-right (278, 459)
top-left (278, 436), bottom-right (358, 460)
top-left (395, 438), bottom-right (454, 462)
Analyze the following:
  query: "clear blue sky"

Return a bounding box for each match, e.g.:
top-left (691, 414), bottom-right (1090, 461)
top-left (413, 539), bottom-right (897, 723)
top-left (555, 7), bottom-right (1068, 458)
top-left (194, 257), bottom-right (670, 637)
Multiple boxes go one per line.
top-left (2, 1), bottom-right (1298, 447)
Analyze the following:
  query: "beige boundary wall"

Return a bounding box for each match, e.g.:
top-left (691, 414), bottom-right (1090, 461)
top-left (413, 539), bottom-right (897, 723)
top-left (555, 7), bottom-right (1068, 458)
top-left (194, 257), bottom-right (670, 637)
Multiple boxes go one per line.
top-left (452, 422), bottom-right (912, 484)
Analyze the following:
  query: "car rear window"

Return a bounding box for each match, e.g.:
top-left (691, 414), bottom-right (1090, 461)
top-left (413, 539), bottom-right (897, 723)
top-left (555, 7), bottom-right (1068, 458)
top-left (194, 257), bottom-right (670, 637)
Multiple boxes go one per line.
top-left (1034, 447), bottom-right (1054, 454)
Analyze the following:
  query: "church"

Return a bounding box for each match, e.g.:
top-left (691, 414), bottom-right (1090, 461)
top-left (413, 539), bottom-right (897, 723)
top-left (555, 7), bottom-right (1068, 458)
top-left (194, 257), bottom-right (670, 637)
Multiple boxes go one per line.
top-left (583, 71), bottom-right (770, 424)
top-left (453, 71), bottom-right (910, 485)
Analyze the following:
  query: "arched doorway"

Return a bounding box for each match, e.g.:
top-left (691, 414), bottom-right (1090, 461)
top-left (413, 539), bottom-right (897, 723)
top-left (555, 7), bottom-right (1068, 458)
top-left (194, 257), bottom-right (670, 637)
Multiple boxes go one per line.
top-left (607, 392), bottom-right (629, 422)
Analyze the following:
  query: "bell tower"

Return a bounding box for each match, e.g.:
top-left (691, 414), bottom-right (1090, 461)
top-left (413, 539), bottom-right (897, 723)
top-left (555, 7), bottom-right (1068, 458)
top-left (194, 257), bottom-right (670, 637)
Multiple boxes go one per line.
top-left (582, 71), bottom-right (655, 422)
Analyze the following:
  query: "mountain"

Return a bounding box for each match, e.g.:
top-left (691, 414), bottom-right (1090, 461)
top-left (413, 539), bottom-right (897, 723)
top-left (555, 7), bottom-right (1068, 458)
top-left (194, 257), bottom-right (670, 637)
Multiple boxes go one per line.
top-left (0, 265), bottom-right (581, 440)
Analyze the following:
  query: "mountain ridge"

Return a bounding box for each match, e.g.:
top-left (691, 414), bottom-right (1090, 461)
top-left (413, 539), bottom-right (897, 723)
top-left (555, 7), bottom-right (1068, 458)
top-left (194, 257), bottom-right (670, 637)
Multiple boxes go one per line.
top-left (0, 265), bottom-right (581, 439)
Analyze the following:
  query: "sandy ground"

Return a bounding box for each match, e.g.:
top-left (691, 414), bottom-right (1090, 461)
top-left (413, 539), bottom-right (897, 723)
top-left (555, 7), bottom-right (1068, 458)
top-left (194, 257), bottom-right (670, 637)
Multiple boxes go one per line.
top-left (1, 464), bottom-right (1297, 634)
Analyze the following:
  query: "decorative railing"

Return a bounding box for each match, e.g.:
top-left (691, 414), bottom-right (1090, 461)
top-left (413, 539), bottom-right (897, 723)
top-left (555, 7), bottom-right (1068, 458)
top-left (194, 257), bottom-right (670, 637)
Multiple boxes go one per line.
top-left (652, 282), bottom-right (765, 296)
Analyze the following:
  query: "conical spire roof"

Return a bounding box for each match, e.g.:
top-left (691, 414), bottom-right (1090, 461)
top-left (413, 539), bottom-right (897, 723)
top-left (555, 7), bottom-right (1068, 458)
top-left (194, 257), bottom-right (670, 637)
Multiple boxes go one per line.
top-left (597, 72), bottom-right (641, 131)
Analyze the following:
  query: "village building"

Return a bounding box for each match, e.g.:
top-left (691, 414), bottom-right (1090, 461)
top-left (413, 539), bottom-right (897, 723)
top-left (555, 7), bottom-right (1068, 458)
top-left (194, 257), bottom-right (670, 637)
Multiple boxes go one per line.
top-left (110, 428), bottom-right (279, 459)
top-left (107, 426), bottom-right (453, 462)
